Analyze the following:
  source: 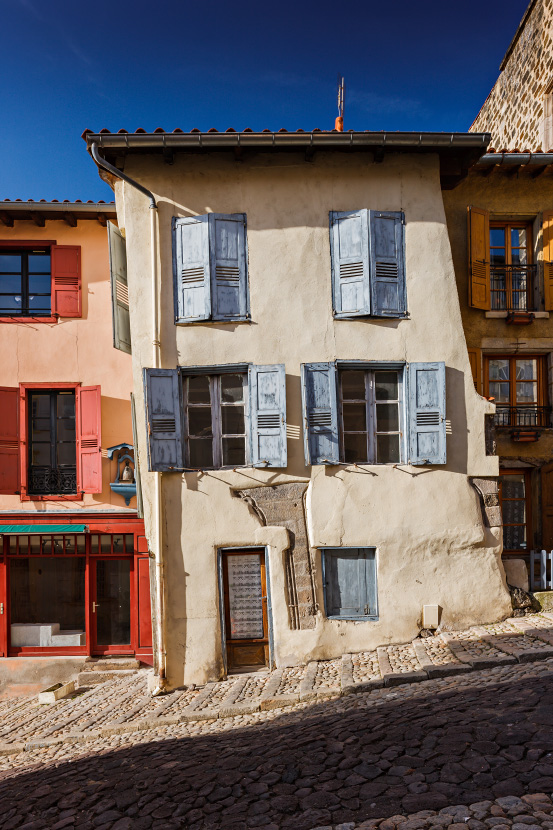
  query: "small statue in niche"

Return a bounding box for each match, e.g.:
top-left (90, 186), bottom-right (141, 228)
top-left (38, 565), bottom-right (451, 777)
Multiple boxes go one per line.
top-left (122, 459), bottom-right (134, 482)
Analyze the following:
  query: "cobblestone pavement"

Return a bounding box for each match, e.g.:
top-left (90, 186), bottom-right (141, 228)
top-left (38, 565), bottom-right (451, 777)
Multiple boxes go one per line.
top-left (2, 656), bottom-right (553, 829)
top-left (3, 614), bottom-right (553, 752)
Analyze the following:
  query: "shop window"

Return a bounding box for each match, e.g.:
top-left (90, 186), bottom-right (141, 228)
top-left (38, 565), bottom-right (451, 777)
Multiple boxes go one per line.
top-left (484, 355), bottom-right (549, 428)
top-left (322, 548), bottom-right (378, 620)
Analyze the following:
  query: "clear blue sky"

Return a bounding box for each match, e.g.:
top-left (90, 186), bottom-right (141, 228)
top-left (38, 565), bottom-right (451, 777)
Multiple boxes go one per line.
top-left (1, 0), bottom-right (527, 202)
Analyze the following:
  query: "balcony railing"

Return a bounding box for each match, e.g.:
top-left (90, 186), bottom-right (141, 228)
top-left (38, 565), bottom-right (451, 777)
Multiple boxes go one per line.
top-left (28, 466), bottom-right (77, 495)
top-left (494, 405), bottom-right (551, 428)
top-left (490, 264), bottom-right (538, 312)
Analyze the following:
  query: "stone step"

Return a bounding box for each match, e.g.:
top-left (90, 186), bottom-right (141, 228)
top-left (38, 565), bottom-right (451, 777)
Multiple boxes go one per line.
top-left (77, 670), bottom-right (138, 686)
top-left (82, 658), bottom-right (140, 671)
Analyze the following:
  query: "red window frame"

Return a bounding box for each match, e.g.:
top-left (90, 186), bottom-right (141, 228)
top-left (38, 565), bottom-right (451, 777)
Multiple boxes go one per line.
top-left (0, 240), bottom-right (58, 323)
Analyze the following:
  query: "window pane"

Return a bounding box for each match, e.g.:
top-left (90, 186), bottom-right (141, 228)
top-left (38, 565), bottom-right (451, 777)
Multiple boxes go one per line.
top-left (57, 393), bottom-right (75, 418)
top-left (31, 425), bottom-right (50, 441)
top-left (221, 374), bottom-right (244, 403)
top-left (0, 295), bottom-right (22, 311)
top-left (341, 371), bottom-right (365, 400)
top-left (375, 371), bottom-right (398, 401)
top-left (343, 433), bottom-right (368, 463)
top-left (501, 475), bottom-right (525, 499)
top-left (515, 359), bottom-right (537, 381)
top-left (0, 254), bottom-right (21, 272)
top-left (28, 296), bottom-right (51, 312)
top-left (504, 525), bottom-right (526, 550)
top-left (28, 254), bottom-right (51, 272)
top-left (31, 444), bottom-right (50, 465)
top-left (57, 442), bottom-right (76, 466)
top-left (222, 405), bottom-right (245, 435)
top-left (503, 499), bottom-right (526, 525)
top-left (28, 275), bottom-right (51, 293)
top-left (222, 437), bottom-right (246, 466)
top-left (516, 382), bottom-right (537, 403)
top-left (100, 534), bottom-right (113, 553)
top-left (57, 420), bottom-right (76, 441)
top-left (189, 438), bottom-right (213, 468)
top-left (489, 359), bottom-right (509, 381)
top-left (491, 251), bottom-right (506, 266)
top-left (376, 434), bottom-right (400, 464)
top-left (511, 228), bottom-right (527, 249)
top-left (32, 394), bottom-right (50, 417)
top-left (188, 407), bottom-right (212, 436)
top-left (490, 228), bottom-right (506, 247)
top-left (124, 534), bottom-right (134, 553)
top-left (113, 535), bottom-right (124, 552)
top-left (343, 403), bottom-right (367, 431)
top-left (187, 375), bottom-right (211, 404)
top-left (489, 382), bottom-right (510, 402)
top-left (376, 403), bottom-right (399, 432)
top-left (511, 249), bottom-right (528, 266)
top-left (0, 275), bottom-right (22, 292)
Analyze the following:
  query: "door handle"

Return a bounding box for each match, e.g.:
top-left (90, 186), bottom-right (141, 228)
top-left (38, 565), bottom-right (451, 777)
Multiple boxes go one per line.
top-left (92, 602), bottom-right (100, 613)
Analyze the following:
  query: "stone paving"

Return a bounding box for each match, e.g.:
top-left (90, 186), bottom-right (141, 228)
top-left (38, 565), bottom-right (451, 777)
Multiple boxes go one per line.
top-left (2, 614), bottom-right (553, 755)
top-left (2, 656), bottom-right (553, 828)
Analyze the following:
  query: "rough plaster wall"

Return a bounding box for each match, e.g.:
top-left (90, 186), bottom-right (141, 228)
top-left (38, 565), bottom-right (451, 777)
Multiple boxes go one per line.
top-left (116, 152), bottom-right (511, 688)
top-left (471, 0), bottom-right (553, 150)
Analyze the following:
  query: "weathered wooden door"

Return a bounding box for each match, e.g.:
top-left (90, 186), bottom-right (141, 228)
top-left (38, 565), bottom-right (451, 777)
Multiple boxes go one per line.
top-left (222, 550), bottom-right (269, 673)
top-left (542, 462), bottom-right (553, 549)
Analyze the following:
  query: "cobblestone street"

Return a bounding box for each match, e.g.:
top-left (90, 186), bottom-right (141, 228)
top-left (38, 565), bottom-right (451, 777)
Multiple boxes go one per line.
top-left (2, 616), bottom-right (553, 829)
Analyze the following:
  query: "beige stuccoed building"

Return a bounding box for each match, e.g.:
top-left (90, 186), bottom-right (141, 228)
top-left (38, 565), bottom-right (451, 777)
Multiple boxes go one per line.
top-left (84, 128), bottom-right (512, 690)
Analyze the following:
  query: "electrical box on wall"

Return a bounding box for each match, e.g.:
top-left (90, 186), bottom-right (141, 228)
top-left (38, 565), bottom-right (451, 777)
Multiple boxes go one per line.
top-left (423, 604), bottom-right (440, 629)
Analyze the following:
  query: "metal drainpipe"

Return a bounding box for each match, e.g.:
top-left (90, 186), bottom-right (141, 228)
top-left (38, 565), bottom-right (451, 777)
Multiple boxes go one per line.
top-left (90, 143), bottom-right (167, 694)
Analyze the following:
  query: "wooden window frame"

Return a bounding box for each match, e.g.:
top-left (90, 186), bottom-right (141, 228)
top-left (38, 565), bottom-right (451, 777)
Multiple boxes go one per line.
top-left (499, 468), bottom-right (532, 555)
top-left (182, 373), bottom-right (249, 470)
top-left (0, 241), bottom-right (58, 324)
top-left (338, 367), bottom-right (404, 464)
top-left (483, 354), bottom-right (548, 424)
top-left (321, 547), bottom-right (378, 621)
top-left (489, 221), bottom-right (533, 311)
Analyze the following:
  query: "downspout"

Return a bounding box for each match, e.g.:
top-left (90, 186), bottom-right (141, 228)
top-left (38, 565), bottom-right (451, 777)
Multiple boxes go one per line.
top-left (90, 143), bottom-right (167, 694)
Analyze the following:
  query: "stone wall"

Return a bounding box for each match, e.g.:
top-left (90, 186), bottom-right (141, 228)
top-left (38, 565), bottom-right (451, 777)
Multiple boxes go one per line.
top-left (471, 0), bottom-right (553, 150)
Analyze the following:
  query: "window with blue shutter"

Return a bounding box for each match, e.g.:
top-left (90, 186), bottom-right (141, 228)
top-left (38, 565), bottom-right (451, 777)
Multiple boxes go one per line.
top-left (173, 213), bottom-right (248, 324)
top-left (408, 362), bottom-right (446, 465)
top-left (323, 548), bottom-right (378, 620)
top-left (143, 369), bottom-right (184, 472)
top-left (369, 211), bottom-right (406, 317)
top-left (249, 364), bottom-right (287, 468)
top-left (329, 210), bottom-right (406, 318)
top-left (301, 363), bottom-right (339, 465)
top-left (330, 211), bottom-right (370, 317)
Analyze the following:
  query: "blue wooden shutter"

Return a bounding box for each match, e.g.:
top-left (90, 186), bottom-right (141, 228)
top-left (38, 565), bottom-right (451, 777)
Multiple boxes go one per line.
top-left (173, 216), bottom-right (210, 322)
top-left (249, 364), bottom-right (287, 467)
top-left (143, 369), bottom-right (184, 471)
top-left (301, 363), bottom-right (339, 465)
top-left (324, 549), bottom-right (377, 618)
top-left (329, 210), bottom-right (370, 317)
top-left (369, 211), bottom-right (406, 317)
top-left (408, 362), bottom-right (446, 465)
top-left (209, 214), bottom-right (248, 321)
top-left (108, 221), bottom-right (131, 354)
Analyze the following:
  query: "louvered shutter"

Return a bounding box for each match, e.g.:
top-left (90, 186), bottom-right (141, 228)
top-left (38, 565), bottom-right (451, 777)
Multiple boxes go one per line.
top-left (329, 210), bottom-right (370, 317)
top-left (408, 362), bottom-right (446, 465)
top-left (369, 211), bottom-right (406, 316)
top-left (467, 207), bottom-right (490, 310)
top-left (301, 362), bottom-right (339, 465)
top-left (76, 385), bottom-right (102, 493)
top-left (542, 211), bottom-right (553, 311)
top-left (0, 387), bottom-right (19, 494)
top-left (324, 549), bottom-right (377, 618)
top-left (51, 245), bottom-right (81, 318)
top-left (143, 369), bottom-right (184, 471)
top-left (173, 216), bottom-right (211, 322)
top-left (108, 222), bottom-right (131, 353)
top-left (467, 347), bottom-right (482, 394)
top-left (131, 392), bottom-right (144, 518)
top-left (249, 364), bottom-right (286, 467)
top-left (209, 214), bottom-right (248, 321)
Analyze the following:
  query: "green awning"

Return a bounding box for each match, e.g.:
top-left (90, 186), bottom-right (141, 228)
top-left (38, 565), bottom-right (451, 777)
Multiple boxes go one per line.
top-left (0, 525), bottom-right (87, 534)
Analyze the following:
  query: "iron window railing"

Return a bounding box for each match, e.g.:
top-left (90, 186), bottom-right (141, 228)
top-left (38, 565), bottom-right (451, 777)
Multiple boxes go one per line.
top-left (494, 405), bottom-right (551, 428)
top-left (490, 264), bottom-right (538, 312)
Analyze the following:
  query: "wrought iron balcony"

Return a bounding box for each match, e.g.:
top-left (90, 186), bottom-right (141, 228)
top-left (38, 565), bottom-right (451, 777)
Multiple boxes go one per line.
top-left (494, 405), bottom-right (551, 429)
top-left (490, 264), bottom-right (538, 312)
top-left (28, 466), bottom-right (77, 495)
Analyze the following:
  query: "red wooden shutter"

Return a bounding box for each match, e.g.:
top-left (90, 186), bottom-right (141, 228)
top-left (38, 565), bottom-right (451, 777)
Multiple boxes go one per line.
top-left (76, 385), bottom-right (102, 493)
top-left (51, 245), bottom-right (81, 318)
top-left (0, 387), bottom-right (19, 494)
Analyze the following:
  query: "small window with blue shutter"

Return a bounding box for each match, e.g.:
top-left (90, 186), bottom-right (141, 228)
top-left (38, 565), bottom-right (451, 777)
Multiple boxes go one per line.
top-left (329, 210), bottom-right (406, 318)
top-left (322, 548), bottom-right (378, 620)
top-left (173, 213), bottom-right (249, 324)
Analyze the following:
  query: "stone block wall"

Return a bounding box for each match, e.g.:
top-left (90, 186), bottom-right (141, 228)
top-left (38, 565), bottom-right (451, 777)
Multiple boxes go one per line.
top-left (471, 0), bottom-right (553, 150)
